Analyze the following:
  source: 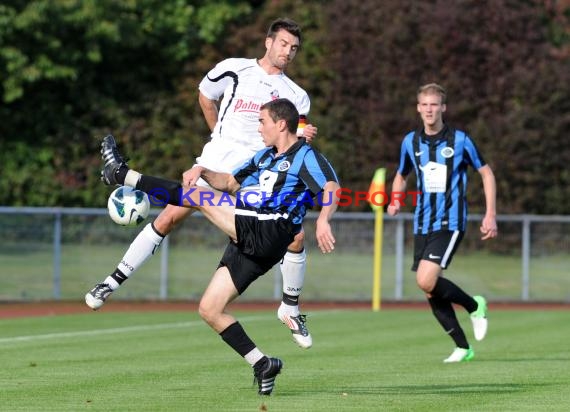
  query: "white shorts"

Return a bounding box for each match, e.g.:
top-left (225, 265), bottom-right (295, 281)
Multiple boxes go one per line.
top-left (194, 139), bottom-right (260, 187)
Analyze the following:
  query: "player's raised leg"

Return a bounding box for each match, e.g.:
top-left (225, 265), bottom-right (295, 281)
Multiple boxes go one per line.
top-left (98, 135), bottom-right (239, 240)
top-left (86, 135), bottom-right (193, 309)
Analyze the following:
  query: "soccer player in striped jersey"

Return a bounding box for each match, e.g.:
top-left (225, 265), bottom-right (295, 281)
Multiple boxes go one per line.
top-left (98, 98), bottom-right (340, 395)
top-left (388, 83), bottom-right (498, 363)
top-left (86, 18), bottom-right (317, 349)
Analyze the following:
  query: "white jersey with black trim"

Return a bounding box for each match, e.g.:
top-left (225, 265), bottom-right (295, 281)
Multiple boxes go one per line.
top-left (198, 57), bottom-right (311, 156)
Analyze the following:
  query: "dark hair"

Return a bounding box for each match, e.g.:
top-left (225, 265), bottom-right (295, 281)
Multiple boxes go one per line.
top-left (267, 17), bottom-right (302, 47)
top-left (260, 98), bottom-right (299, 134)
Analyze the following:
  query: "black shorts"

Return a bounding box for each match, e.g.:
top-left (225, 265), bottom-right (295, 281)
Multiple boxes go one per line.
top-left (218, 203), bottom-right (301, 294)
top-left (412, 230), bottom-right (464, 271)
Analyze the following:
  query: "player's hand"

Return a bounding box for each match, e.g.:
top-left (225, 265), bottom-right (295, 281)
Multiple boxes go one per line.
top-left (387, 204), bottom-right (400, 216)
top-left (303, 124), bottom-right (318, 143)
top-left (316, 219), bottom-right (335, 253)
top-left (480, 215), bottom-right (498, 240)
top-left (183, 166), bottom-right (203, 187)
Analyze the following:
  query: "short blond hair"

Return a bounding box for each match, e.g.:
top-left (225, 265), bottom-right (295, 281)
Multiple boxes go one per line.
top-left (417, 83), bottom-right (447, 104)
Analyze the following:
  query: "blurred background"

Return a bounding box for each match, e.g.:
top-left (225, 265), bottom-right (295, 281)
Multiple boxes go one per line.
top-left (1, 0), bottom-right (569, 303)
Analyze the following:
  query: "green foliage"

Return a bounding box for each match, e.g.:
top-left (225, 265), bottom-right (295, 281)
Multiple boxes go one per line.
top-left (0, 141), bottom-right (59, 206)
top-left (321, 0), bottom-right (570, 214)
top-left (196, 1), bottom-right (253, 43)
top-left (0, 0), bottom-right (568, 214)
top-left (0, 0), bottom-right (193, 103)
top-left (0, 0), bottom-right (256, 206)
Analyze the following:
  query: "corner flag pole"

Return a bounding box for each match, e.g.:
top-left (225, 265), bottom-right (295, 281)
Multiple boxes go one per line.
top-left (368, 168), bottom-right (386, 312)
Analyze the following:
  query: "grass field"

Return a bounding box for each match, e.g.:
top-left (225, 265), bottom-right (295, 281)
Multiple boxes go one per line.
top-left (1, 308), bottom-right (570, 411)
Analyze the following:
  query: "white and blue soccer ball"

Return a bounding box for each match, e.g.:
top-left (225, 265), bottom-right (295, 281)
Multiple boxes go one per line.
top-left (107, 186), bottom-right (150, 226)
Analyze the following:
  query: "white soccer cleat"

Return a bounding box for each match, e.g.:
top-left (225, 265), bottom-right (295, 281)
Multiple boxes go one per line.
top-left (470, 295), bottom-right (488, 341)
top-left (278, 313), bottom-right (312, 349)
top-left (85, 283), bottom-right (113, 310)
top-left (443, 346), bottom-right (474, 363)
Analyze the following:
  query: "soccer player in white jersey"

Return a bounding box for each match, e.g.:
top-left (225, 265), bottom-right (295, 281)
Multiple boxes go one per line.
top-left (86, 18), bottom-right (316, 349)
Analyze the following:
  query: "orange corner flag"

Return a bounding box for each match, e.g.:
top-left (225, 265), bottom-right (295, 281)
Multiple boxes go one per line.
top-left (368, 168), bottom-right (386, 211)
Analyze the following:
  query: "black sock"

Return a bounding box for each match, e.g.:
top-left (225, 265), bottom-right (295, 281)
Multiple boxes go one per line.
top-left (115, 165), bottom-right (129, 185)
top-left (428, 296), bottom-right (469, 349)
top-left (136, 175), bottom-right (183, 207)
top-left (432, 277), bottom-right (478, 313)
top-left (110, 269), bottom-right (128, 285)
top-left (219, 322), bottom-right (256, 357)
top-left (282, 293), bottom-right (299, 306)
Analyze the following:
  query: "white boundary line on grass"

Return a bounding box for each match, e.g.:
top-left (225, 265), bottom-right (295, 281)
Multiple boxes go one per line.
top-left (0, 314), bottom-right (275, 344)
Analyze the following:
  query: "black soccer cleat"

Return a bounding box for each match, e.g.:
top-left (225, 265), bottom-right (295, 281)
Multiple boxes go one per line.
top-left (253, 357), bottom-right (283, 396)
top-left (100, 135), bottom-right (128, 186)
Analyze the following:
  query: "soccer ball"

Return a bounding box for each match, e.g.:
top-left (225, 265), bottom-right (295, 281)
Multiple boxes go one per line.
top-left (107, 186), bottom-right (150, 226)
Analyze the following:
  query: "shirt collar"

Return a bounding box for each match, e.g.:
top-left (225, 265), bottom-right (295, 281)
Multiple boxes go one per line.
top-left (421, 124), bottom-right (449, 142)
top-left (271, 137), bottom-right (307, 157)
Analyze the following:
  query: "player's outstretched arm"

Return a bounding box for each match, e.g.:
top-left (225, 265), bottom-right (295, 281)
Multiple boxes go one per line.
top-left (478, 165), bottom-right (498, 240)
top-left (316, 181), bottom-right (341, 254)
top-left (387, 172), bottom-right (407, 216)
top-left (196, 166), bottom-right (241, 194)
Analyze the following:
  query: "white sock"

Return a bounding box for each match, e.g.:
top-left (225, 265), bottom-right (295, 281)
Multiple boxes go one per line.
top-left (124, 170), bottom-right (142, 187)
top-left (103, 276), bottom-right (120, 290)
top-left (278, 249), bottom-right (306, 317)
top-left (244, 348), bottom-right (265, 367)
top-left (114, 223), bottom-right (164, 286)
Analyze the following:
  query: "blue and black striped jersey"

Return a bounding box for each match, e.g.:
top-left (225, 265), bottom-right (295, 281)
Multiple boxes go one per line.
top-left (397, 125), bottom-right (486, 234)
top-left (233, 139), bottom-right (339, 225)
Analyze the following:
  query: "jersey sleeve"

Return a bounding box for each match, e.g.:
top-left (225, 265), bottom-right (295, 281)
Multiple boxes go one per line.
top-left (397, 134), bottom-right (414, 177)
top-left (232, 151), bottom-right (263, 187)
top-left (299, 148), bottom-right (339, 195)
top-left (198, 58), bottom-right (234, 101)
top-left (295, 93), bottom-right (311, 136)
top-left (463, 134), bottom-right (487, 169)
top-left (295, 92), bottom-right (311, 116)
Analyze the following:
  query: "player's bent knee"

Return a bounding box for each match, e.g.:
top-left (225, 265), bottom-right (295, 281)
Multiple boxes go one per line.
top-left (416, 280), bottom-right (431, 293)
top-left (416, 276), bottom-right (435, 293)
top-left (198, 300), bottom-right (214, 324)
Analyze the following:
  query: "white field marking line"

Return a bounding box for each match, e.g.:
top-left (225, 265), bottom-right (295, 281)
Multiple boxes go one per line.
top-left (0, 315), bottom-right (271, 345)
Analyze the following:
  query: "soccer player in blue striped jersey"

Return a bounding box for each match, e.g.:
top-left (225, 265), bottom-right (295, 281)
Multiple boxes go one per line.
top-left (98, 98), bottom-right (340, 394)
top-left (388, 83), bottom-right (498, 363)
top-left (86, 18), bottom-right (318, 349)
top-left (231, 139), bottom-right (338, 225)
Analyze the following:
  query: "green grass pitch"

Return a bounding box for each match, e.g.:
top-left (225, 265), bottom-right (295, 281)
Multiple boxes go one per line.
top-left (1, 308), bottom-right (569, 411)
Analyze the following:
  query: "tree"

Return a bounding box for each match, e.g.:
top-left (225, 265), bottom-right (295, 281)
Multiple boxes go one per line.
top-left (0, 0), bottom-right (254, 206)
top-left (322, 0), bottom-right (570, 213)
top-left (1, 0), bottom-right (569, 215)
